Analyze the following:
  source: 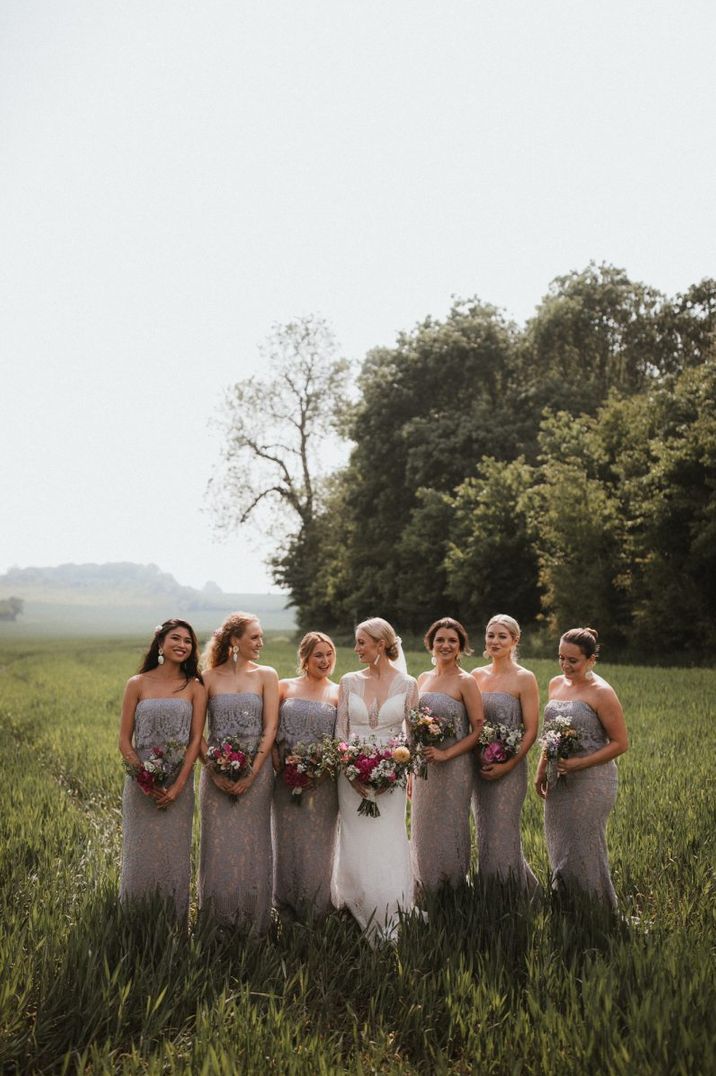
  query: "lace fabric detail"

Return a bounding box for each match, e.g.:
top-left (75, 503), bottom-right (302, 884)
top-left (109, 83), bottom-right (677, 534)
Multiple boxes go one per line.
top-left (133, 698), bottom-right (193, 757)
top-left (207, 692), bottom-right (264, 753)
top-left (419, 691), bottom-right (469, 740)
top-left (481, 691), bottom-right (523, 731)
top-left (277, 697), bottom-right (337, 750)
top-left (336, 670), bottom-right (419, 741)
top-left (543, 698), bottom-right (610, 756)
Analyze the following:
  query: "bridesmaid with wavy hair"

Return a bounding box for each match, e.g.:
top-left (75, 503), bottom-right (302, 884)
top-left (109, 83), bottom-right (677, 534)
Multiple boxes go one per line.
top-left (410, 617), bottom-right (483, 893)
top-left (272, 631), bottom-right (339, 921)
top-left (535, 627), bottom-right (628, 909)
top-left (472, 614), bottom-right (539, 895)
top-left (118, 618), bottom-right (206, 921)
top-left (198, 611), bottom-right (279, 932)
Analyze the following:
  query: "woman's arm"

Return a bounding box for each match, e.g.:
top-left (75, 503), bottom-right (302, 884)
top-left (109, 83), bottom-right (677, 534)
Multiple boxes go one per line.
top-left (423, 675), bottom-right (483, 764)
top-left (557, 685), bottom-right (628, 775)
top-left (155, 681), bottom-right (207, 807)
top-left (479, 671), bottom-right (539, 782)
top-left (231, 667), bottom-right (279, 795)
top-left (118, 677), bottom-right (142, 770)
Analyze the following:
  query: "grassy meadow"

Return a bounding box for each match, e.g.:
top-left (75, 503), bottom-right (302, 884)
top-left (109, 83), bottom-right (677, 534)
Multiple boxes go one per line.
top-left (0, 635), bottom-right (714, 1074)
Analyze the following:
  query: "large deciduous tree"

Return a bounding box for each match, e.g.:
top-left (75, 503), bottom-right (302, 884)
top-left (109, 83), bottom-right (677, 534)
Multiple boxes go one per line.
top-left (208, 316), bottom-right (350, 614)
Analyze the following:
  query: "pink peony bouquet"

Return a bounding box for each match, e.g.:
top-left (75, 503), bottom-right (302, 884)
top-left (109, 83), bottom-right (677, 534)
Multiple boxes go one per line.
top-left (206, 737), bottom-right (252, 805)
top-left (538, 716), bottom-right (581, 788)
top-left (338, 734), bottom-right (413, 817)
top-left (282, 737), bottom-right (340, 806)
top-left (124, 740), bottom-right (185, 802)
top-left (407, 704), bottom-right (457, 779)
top-left (478, 722), bottom-right (524, 768)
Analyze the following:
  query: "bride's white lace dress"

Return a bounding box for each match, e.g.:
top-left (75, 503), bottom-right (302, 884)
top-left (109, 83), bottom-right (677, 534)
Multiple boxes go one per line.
top-left (331, 670), bottom-right (418, 942)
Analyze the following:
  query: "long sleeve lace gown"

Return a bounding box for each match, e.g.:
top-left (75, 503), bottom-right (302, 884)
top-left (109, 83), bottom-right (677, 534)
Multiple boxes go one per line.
top-left (120, 698), bottom-right (194, 920)
top-left (272, 697), bottom-right (338, 920)
top-left (198, 692), bottom-right (274, 932)
top-left (331, 670), bottom-right (418, 943)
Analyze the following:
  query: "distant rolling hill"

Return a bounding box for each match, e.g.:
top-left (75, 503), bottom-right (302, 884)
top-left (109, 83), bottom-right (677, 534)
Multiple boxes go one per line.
top-left (0, 562), bottom-right (296, 636)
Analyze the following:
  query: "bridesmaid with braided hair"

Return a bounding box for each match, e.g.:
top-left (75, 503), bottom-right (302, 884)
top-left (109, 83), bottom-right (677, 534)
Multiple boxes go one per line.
top-left (198, 612), bottom-right (279, 932)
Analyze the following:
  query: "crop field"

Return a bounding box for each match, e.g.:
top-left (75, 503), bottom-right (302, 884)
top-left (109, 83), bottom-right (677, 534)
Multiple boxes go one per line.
top-left (0, 636), bottom-right (714, 1074)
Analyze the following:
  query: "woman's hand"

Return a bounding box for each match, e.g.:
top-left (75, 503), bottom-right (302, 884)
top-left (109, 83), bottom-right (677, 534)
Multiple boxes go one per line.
top-left (209, 770), bottom-right (235, 795)
top-left (406, 773), bottom-right (413, 800)
top-left (155, 779), bottom-right (184, 809)
top-left (478, 760), bottom-right (513, 782)
top-left (424, 746), bottom-right (447, 764)
top-left (230, 771), bottom-right (255, 798)
top-left (534, 766), bottom-right (548, 800)
top-left (349, 777), bottom-right (370, 799)
top-left (557, 757), bottom-right (583, 776)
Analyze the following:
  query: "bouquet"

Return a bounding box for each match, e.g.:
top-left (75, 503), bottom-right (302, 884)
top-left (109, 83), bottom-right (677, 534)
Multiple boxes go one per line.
top-left (478, 722), bottom-right (524, 768)
top-left (282, 737), bottom-right (340, 805)
top-left (206, 737), bottom-right (253, 805)
top-left (338, 735), bottom-right (413, 817)
top-left (407, 704), bottom-right (456, 779)
top-left (124, 740), bottom-right (185, 800)
top-left (538, 716), bottom-right (581, 788)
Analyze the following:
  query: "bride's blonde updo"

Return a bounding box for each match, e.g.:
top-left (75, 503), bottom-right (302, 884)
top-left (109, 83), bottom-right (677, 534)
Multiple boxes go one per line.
top-left (202, 611), bottom-right (259, 670)
top-left (355, 617), bottom-right (400, 661)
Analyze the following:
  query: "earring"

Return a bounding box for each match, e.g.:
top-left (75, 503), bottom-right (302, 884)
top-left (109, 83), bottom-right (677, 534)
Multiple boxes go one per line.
top-left (456, 654), bottom-right (462, 665)
top-left (430, 655), bottom-right (437, 666)
top-left (483, 650), bottom-right (489, 659)
top-left (158, 648), bottom-right (165, 666)
top-left (373, 651), bottom-right (381, 665)
top-left (231, 645), bottom-right (239, 665)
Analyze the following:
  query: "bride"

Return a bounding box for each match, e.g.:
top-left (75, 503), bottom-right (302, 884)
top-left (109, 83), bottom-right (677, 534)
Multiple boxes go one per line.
top-left (331, 617), bottom-right (418, 942)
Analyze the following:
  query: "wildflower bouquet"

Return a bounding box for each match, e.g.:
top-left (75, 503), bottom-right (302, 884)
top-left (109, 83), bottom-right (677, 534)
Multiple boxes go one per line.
top-left (123, 740), bottom-right (185, 800)
top-left (407, 704), bottom-right (456, 779)
top-left (282, 737), bottom-right (340, 805)
top-left (338, 734), bottom-right (413, 817)
top-left (478, 722), bottom-right (524, 767)
top-left (206, 737), bottom-right (252, 805)
top-left (539, 716), bottom-right (581, 788)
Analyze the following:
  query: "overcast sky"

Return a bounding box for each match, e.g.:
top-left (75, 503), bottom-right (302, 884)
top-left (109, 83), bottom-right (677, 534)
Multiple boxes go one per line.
top-left (2, 0), bottom-right (714, 594)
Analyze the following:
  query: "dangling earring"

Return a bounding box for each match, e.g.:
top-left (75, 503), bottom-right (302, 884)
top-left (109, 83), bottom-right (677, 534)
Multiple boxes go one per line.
top-left (231, 645), bottom-right (239, 665)
top-left (456, 654), bottom-right (462, 666)
top-left (430, 655), bottom-right (437, 666)
top-left (157, 648), bottom-right (165, 666)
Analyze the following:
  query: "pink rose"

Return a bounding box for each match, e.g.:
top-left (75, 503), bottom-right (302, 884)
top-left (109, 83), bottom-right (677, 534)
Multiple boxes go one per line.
top-left (482, 741), bottom-right (508, 765)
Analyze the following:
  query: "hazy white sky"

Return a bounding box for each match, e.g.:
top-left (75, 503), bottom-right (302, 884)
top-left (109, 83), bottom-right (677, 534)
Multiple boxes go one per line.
top-left (2, 0), bottom-right (714, 593)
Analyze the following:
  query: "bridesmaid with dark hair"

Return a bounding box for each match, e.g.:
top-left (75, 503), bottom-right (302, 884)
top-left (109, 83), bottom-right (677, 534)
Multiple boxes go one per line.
top-left (535, 627), bottom-right (628, 908)
top-left (410, 617), bottom-right (483, 893)
top-left (198, 611), bottom-right (279, 932)
top-left (272, 632), bottom-right (339, 921)
top-left (472, 614), bottom-right (539, 895)
top-left (118, 618), bottom-right (206, 921)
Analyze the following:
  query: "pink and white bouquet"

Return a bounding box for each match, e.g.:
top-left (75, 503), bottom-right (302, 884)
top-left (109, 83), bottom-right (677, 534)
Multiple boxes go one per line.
top-left (124, 740), bottom-right (185, 800)
top-left (539, 716), bottom-right (581, 788)
top-left (206, 737), bottom-right (252, 805)
top-left (407, 704), bottom-right (457, 779)
top-left (282, 737), bottom-right (340, 805)
top-left (337, 734), bottom-right (413, 817)
top-left (478, 722), bottom-right (524, 768)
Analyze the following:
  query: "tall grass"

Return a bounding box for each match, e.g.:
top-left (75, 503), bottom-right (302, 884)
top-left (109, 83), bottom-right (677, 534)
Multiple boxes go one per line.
top-left (0, 637), bottom-right (713, 1073)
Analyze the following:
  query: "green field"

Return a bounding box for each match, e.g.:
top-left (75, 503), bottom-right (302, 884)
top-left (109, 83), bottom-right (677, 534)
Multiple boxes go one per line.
top-left (1, 637), bottom-right (714, 1074)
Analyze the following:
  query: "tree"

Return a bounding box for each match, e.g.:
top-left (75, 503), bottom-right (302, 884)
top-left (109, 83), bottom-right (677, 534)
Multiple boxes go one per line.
top-left (0, 597), bottom-right (23, 621)
top-left (208, 316), bottom-right (351, 612)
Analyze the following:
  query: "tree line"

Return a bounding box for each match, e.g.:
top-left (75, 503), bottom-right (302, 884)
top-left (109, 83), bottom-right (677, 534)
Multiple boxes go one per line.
top-left (211, 264), bottom-right (715, 660)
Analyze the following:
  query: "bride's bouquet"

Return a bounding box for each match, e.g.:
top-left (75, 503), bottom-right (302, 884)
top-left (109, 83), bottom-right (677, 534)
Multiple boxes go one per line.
top-left (123, 741), bottom-right (185, 801)
top-left (407, 704), bottom-right (456, 779)
top-left (478, 722), bottom-right (523, 767)
top-left (282, 737), bottom-right (340, 805)
top-left (206, 737), bottom-right (253, 805)
top-left (538, 716), bottom-right (581, 789)
top-left (338, 734), bottom-right (413, 818)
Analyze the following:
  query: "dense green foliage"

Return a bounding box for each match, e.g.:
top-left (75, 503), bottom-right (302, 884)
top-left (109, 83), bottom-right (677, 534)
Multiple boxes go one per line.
top-left (1, 637), bottom-right (714, 1073)
top-left (280, 265), bottom-right (715, 658)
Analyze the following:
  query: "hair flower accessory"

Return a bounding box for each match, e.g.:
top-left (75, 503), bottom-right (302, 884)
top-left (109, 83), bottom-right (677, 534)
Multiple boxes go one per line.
top-left (154, 624), bottom-right (164, 634)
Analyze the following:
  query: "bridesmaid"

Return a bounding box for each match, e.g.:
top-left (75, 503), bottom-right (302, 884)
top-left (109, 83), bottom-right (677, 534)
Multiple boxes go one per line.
top-left (535, 627), bottom-right (628, 908)
top-left (118, 619), bottom-right (206, 921)
top-left (272, 632), bottom-right (339, 921)
top-left (472, 614), bottom-right (540, 894)
top-left (410, 617), bottom-right (483, 893)
top-left (198, 611), bottom-right (279, 932)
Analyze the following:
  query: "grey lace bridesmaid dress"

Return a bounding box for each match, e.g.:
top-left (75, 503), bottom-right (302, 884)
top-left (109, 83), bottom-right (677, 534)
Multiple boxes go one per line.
top-left (198, 692), bottom-right (273, 932)
top-left (271, 697), bottom-right (338, 920)
top-left (410, 692), bottom-right (473, 892)
top-left (542, 698), bottom-right (619, 908)
top-left (120, 698), bottom-right (194, 920)
top-left (472, 692), bottom-right (539, 894)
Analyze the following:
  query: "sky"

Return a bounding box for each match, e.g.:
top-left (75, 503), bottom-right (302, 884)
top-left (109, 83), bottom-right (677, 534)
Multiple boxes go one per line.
top-left (1, 0), bottom-right (714, 594)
